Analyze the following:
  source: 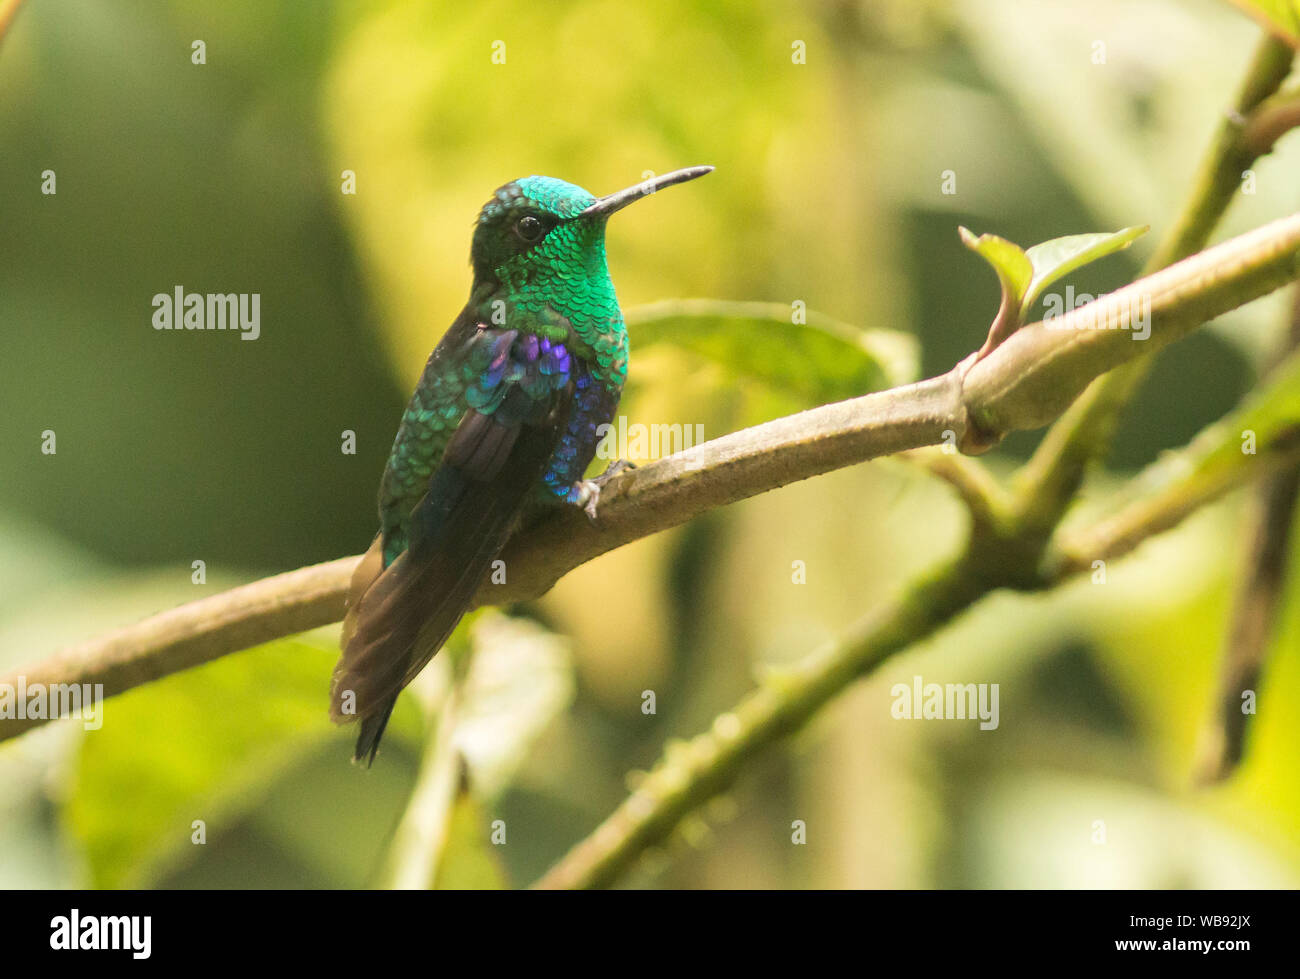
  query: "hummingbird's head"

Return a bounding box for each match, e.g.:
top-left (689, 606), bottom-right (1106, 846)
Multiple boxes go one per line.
top-left (469, 167), bottom-right (713, 286)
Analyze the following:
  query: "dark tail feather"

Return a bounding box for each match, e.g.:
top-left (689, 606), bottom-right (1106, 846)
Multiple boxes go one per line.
top-left (330, 468), bottom-right (511, 763)
top-left (354, 694), bottom-right (398, 766)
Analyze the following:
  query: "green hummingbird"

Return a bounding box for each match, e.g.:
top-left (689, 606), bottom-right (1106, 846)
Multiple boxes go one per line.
top-left (331, 166), bottom-right (713, 764)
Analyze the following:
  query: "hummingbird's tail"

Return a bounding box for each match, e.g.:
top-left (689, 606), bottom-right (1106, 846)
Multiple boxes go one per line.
top-left (334, 533), bottom-right (395, 765)
top-left (353, 694), bottom-right (397, 767)
top-left (330, 397), bottom-right (566, 765)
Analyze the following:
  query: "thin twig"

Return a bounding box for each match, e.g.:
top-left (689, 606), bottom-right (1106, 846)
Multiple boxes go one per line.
top-left (1242, 89), bottom-right (1300, 154)
top-left (1049, 443), bottom-right (1300, 577)
top-left (1193, 286), bottom-right (1300, 783)
top-left (898, 448), bottom-right (1011, 536)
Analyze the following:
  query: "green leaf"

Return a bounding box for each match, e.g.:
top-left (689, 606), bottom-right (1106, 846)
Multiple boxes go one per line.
top-left (1228, 1), bottom-right (1300, 47)
top-left (1022, 226), bottom-right (1149, 316)
top-left (627, 299), bottom-right (918, 405)
top-left (959, 226), bottom-right (1034, 319)
top-left (960, 226), bottom-right (1149, 351)
top-left (62, 631), bottom-right (342, 888)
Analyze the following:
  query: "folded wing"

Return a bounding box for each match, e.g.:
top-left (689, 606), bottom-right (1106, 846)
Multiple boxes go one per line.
top-left (331, 327), bottom-right (575, 764)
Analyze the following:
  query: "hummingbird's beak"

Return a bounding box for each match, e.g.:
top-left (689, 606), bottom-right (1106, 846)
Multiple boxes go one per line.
top-left (579, 165), bottom-right (714, 219)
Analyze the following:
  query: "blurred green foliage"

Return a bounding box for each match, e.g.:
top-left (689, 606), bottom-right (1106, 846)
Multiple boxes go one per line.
top-left (3, 0), bottom-right (1300, 889)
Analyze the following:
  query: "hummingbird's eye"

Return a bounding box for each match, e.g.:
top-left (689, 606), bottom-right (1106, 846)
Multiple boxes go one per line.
top-left (515, 215), bottom-right (546, 243)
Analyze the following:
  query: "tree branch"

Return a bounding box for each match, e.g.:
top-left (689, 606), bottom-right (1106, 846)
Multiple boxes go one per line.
top-left (531, 38), bottom-right (1300, 887)
top-left (532, 413), bottom-right (1300, 890)
top-left (1148, 36), bottom-right (1295, 272)
top-left (4, 209), bottom-right (1300, 744)
top-left (532, 549), bottom-right (986, 890)
top-left (1192, 285), bottom-right (1300, 784)
top-left (1012, 34), bottom-right (1296, 534)
top-left (1048, 443), bottom-right (1300, 578)
top-left (1193, 458), bottom-right (1300, 782)
top-left (1242, 85), bottom-right (1300, 154)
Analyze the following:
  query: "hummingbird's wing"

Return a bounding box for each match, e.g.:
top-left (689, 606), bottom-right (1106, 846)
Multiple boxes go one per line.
top-left (331, 326), bottom-right (575, 764)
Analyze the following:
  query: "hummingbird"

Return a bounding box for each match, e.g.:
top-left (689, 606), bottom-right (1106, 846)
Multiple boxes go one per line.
top-left (330, 166), bottom-right (713, 764)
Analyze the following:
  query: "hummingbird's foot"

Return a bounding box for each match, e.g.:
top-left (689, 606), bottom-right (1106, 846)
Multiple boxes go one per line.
top-left (593, 458), bottom-right (637, 486)
top-left (570, 461), bottom-right (635, 522)
top-left (570, 479), bottom-right (602, 522)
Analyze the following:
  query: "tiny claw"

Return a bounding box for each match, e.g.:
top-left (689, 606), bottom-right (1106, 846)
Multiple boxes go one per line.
top-left (594, 458), bottom-right (637, 486)
top-left (571, 479), bottom-right (601, 522)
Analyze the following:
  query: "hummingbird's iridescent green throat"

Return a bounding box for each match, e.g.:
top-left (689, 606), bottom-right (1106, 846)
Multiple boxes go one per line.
top-left (330, 166), bottom-right (713, 764)
top-left (470, 166), bottom-right (714, 388)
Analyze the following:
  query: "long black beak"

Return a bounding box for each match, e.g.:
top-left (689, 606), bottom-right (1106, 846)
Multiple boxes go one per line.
top-left (579, 165), bottom-right (714, 218)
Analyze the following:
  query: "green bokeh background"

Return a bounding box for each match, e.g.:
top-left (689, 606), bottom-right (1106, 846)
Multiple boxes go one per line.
top-left (2, 0), bottom-right (1299, 888)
